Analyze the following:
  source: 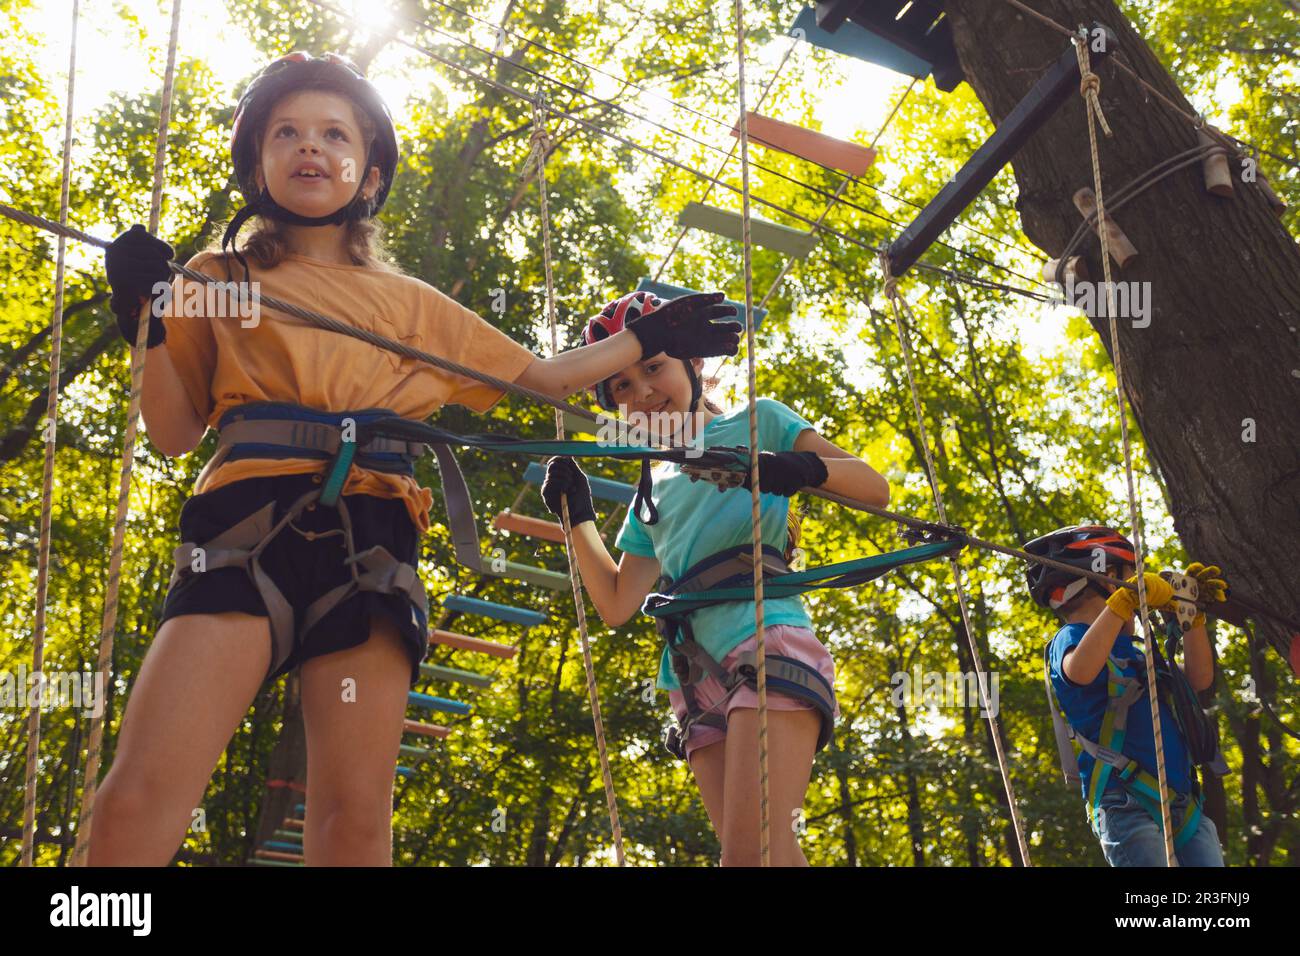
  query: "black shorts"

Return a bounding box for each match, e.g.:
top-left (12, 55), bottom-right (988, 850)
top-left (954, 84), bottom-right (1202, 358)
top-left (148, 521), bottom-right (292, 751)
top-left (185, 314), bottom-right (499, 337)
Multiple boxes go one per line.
top-left (160, 473), bottom-right (429, 686)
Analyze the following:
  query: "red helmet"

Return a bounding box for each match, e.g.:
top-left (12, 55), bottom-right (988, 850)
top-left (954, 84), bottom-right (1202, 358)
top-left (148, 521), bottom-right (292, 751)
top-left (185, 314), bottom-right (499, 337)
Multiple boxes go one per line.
top-left (583, 291), bottom-right (689, 411)
top-left (1024, 524), bottom-right (1136, 610)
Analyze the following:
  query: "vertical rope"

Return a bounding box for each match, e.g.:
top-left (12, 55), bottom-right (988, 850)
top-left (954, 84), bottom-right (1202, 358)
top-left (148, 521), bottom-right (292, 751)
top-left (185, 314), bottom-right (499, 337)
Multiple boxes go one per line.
top-left (1073, 34), bottom-right (1174, 866)
top-left (652, 33), bottom-right (799, 283)
top-left (881, 261), bottom-right (1033, 867)
top-left (529, 98), bottom-right (626, 865)
top-left (71, 0), bottom-right (183, 866)
top-left (23, 0), bottom-right (80, 868)
top-left (733, 0), bottom-right (770, 867)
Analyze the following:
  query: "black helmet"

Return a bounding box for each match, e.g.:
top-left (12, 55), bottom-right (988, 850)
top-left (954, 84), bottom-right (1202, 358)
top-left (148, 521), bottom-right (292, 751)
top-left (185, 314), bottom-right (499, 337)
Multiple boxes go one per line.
top-left (1024, 524), bottom-right (1136, 610)
top-left (221, 52), bottom-right (399, 278)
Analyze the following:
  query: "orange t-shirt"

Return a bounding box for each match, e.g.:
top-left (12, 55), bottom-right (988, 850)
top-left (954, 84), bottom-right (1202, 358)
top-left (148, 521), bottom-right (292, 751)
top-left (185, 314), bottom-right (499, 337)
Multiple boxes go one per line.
top-left (161, 251), bottom-right (537, 532)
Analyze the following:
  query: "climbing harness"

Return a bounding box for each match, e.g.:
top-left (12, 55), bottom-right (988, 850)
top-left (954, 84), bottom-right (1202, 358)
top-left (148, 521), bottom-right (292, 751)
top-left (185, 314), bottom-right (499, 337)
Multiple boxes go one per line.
top-left (1043, 616), bottom-right (1228, 852)
top-left (645, 536), bottom-right (966, 760)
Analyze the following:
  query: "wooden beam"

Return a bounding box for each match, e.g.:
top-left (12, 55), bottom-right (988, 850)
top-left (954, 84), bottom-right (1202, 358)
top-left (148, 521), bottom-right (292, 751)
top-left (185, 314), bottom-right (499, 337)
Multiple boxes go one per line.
top-left (441, 595), bottom-right (547, 628)
top-left (886, 25), bottom-right (1116, 275)
top-left (677, 202), bottom-right (819, 259)
top-left (419, 661), bottom-right (493, 687)
top-left (407, 691), bottom-right (471, 715)
top-left (481, 557), bottom-right (571, 591)
top-left (403, 719), bottom-right (452, 738)
top-left (429, 626), bottom-right (522, 656)
top-left (732, 111), bottom-right (876, 177)
top-left (494, 510), bottom-right (567, 544)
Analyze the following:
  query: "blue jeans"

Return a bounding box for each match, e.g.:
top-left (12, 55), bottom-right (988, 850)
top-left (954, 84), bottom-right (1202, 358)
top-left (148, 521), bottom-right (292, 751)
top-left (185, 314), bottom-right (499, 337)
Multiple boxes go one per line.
top-left (1094, 785), bottom-right (1224, 867)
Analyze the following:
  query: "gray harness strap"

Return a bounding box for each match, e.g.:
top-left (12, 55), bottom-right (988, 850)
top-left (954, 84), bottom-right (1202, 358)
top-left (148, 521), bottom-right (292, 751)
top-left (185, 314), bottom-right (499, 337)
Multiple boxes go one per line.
top-left (660, 550), bottom-right (837, 758)
top-left (169, 487), bottom-right (427, 680)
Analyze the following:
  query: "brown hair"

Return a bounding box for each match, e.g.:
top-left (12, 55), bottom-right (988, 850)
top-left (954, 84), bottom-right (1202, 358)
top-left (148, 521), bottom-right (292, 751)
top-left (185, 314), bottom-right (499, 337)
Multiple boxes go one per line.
top-left (207, 80), bottom-right (402, 274)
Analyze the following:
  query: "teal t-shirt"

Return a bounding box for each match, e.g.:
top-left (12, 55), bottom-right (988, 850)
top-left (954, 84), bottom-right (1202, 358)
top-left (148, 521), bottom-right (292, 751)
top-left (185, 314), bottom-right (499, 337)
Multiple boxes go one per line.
top-left (615, 397), bottom-right (817, 690)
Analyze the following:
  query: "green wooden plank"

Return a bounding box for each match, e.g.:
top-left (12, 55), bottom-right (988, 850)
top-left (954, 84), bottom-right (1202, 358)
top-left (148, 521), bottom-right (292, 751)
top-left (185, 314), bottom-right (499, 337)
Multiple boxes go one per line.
top-left (418, 662), bottom-right (493, 688)
top-left (677, 202), bottom-right (819, 258)
top-left (399, 744), bottom-right (431, 760)
top-left (482, 557), bottom-right (570, 591)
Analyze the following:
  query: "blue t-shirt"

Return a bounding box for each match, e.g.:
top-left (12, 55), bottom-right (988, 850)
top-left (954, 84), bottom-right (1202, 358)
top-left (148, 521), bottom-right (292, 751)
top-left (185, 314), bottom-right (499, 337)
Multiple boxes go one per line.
top-left (616, 397), bottom-right (817, 690)
top-left (1047, 622), bottom-right (1192, 799)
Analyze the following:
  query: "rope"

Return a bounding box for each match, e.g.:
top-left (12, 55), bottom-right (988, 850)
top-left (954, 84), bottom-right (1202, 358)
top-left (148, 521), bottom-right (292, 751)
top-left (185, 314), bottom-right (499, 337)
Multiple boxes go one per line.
top-left (997, 0), bottom-right (1292, 169)
top-left (733, 0), bottom-right (772, 867)
top-left (880, 259), bottom-right (1034, 867)
top-left (529, 98), bottom-right (626, 866)
top-left (304, 0), bottom-right (1049, 306)
top-left (653, 33), bottom-right (799, 282)
top-left (1072, 34), bottom-right (1176, 866)
top-left (23, 0), bottom-right (79, 868)
top-left (0, 202), bottom-right (663, 440)
top-left (70, 0), bottom-right (183, 867)
top-left (706, 77), bottom-right (922, 396)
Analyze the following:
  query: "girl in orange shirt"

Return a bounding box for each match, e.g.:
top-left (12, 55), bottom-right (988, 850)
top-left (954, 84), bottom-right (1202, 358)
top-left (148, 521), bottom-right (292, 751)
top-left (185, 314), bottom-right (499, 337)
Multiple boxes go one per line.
top-left (95, 52), bottom-right (738, 866)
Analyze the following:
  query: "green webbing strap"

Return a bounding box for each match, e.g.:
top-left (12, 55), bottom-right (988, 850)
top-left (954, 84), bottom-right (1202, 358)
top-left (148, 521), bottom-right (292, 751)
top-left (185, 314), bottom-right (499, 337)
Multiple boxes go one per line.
top-left (644, 538), bottom-right (964, 614)
top-left (320, 440), bottom-right (356, 508)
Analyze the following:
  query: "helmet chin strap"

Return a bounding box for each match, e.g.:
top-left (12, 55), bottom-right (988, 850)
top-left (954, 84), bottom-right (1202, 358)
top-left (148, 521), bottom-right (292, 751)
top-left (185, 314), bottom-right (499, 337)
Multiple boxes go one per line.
top-left (221, 146), bottom-right (375, 282)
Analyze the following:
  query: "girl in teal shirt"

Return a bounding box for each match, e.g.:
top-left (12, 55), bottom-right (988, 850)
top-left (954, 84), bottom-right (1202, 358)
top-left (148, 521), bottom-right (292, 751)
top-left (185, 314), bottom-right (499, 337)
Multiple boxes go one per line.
top-left (541, 290), bottom-right (890, 866)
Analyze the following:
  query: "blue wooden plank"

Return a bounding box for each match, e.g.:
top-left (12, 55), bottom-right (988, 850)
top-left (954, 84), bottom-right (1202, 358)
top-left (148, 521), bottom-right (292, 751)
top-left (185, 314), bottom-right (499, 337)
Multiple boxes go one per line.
top-left (293, 803), bottom-right (306, 816)
top-left (264, 840), bottom-right (303, 852)
top-left (396, 766), bottom-right (415, 779)
top-left (442, 594), bottom-right (548, 627)
top-left (790, 5), bottom-right (930, 78)
top-left (523, 460), bottom-right (636, 505)
top-left (636, 277), bottom-right (766, 329)
top-left (407, 691), bottom-right (472, 715)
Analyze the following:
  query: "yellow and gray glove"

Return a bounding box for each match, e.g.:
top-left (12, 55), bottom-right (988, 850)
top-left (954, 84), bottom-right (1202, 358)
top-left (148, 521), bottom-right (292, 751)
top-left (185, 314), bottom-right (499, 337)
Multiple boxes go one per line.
top-left (1185, 562), bottom-right (1228, 628)
top-left (1105, 571), bottom-right (1174, 620)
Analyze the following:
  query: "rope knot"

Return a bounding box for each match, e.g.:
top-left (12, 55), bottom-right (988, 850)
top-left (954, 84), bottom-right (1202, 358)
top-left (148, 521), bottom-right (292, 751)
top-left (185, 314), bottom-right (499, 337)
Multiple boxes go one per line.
top-left (882, 277), bottom-right (899, 300)
top-left (1079, 71), bottom-right (1101, 98)
top-left (1073, 38), bottom-right (1113, 139)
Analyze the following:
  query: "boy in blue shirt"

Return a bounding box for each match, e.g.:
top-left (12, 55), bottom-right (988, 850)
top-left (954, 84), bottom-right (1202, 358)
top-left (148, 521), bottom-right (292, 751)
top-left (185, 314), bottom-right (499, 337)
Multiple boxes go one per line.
top-left (1025, 525), bottom-right (1227, 866)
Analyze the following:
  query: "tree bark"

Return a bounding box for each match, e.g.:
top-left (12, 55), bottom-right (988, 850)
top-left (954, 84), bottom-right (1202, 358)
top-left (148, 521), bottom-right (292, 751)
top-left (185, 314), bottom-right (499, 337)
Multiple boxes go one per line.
top-left (941, 0), bottom-right (1300, 669)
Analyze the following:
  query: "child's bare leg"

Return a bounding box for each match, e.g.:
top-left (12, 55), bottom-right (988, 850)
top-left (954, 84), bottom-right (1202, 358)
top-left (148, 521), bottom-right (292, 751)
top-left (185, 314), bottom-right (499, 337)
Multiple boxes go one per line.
top-left (718, 707), bottom-right (821, 867)
top-left (300, 613), bottom-right (410, 865)
top-left (89, 612), bottom-right (270, 865)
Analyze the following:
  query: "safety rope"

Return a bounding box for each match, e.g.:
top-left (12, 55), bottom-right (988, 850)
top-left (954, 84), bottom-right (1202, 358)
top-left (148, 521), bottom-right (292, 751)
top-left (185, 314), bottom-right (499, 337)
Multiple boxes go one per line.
top-left (304, 0), bottom-right (1048, 305)
top-left (998, 0), bottom-right (1287, 169)
top-left (653, 32), bottom-right (799, 283)
top-left (71, 0), bottom-right (183, 867)
top-left (880, 260), bottom-right (1034, 867)
top-left (23, 0), bottom-right (79, 868)
top-left (0, 202), bottom-right (660, 441)
top-left (708, 76), bottom-right (922, 398)
top-left (732, 0), bottom-right (773, 867)
top-left (528, 99), bottom-right (626, 865)
top-left (1073, 34), bottom-right (1176, 867)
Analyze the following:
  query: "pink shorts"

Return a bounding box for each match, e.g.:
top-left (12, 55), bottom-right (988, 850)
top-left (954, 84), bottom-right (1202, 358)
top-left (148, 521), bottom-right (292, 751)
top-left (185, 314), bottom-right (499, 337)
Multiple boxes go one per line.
top-left (667, 625), bottom-right (839, 761)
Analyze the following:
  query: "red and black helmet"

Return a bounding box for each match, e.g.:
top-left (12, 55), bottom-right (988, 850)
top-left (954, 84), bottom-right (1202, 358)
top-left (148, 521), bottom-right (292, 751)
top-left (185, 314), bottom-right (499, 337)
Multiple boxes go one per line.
top-left (1024, 524), bottom-right (1136, 610)
top-left (581, 291), bottom-right (701, 412)
top-left (230, 51), bottom-right (399, 216)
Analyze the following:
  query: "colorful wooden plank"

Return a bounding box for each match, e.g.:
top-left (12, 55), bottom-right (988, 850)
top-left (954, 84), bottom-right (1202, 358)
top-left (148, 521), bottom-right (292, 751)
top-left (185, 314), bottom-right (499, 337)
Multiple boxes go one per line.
top-left (407, 691), bottom-right (472, 716)
top-left (677, 202), bottom-right (819, 259)
top-left (403, 719), bottom-right (452, 738)
top-left (481, 557), bottom-right (570, 591)
top-left (428, 627), bottom-right (520, 658)
top-left (251, 858), bottom-right (302, 867)
top-left (264, 840), bottom-right (303, 852)
top-left (494, 510), bottom-right (567, 544)
top-left (399, 744), bottom-right (431, 760)
top-left (636, 277), bottom-right (765, 329)
top-left (523, 461), bottom-right (635, 505)
top-left (255, 849), bottom-right (303, 863)
top-left (813, 1), bottom-right (963, 92)
top-left (419, 661), bottom-right (493, 687)
top-left (396, 766), bottom-right (415, 779)
top-left (273, 829), bottom-right (302, 842)
top-left (731, 111), bottom-right (876, 177)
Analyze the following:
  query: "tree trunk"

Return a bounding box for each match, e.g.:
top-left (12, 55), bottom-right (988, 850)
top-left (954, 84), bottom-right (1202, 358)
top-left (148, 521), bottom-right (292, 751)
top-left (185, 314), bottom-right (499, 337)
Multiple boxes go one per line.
top-left (942, 0), bottom-right (1300, 669)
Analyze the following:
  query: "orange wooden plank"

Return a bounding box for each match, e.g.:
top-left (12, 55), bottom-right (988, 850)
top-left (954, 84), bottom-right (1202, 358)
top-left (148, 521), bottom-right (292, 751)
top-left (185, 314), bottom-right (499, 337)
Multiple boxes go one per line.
top-left (494, 510), bottom-right (567, 544)
top-left (732, 111), bottom-right (877, 177)
top-left (429, 628), bottom-right (519, 659)
top-left (403, 719), bottom-right (452, 739)
top-left (282, 818), bottom-right (304, 829)
top-left (255, 849), bottom-right (303, 863)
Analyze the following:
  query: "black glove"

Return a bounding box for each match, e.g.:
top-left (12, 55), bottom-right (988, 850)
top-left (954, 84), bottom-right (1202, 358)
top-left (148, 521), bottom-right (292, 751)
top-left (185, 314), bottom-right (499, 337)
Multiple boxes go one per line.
top-left (105, 224), bottom-right (175, 348)
top-left (541, 456), bottom-right (597, 527)
top-left (628, 291), bottom-right (742, 360)
top-left (741, 451), bottom-right (828, 497)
